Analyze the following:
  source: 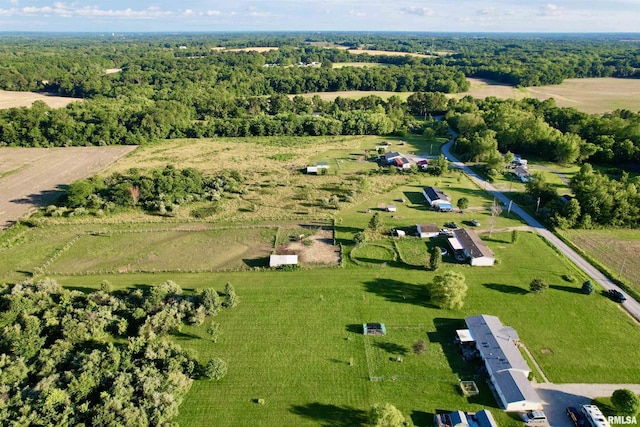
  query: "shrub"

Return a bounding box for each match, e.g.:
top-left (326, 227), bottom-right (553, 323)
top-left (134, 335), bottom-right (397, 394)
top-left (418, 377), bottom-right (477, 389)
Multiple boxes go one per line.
top-left (581, 280), bottom-right (594, 295)
top-left (529, 278), bottom-right (548, 294)
top-left (511, 230), bottom-right (519, 243)
top-left (562, 274), bottom-right (576, 283)
top-left (204, 358), bottom-right (228, 380)
top-left (612, 389), bottom-right (640, 415)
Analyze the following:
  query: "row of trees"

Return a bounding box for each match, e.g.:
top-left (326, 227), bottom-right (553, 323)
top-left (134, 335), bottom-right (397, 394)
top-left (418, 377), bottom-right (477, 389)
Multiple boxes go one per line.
top-left (0, 94), bottom-right (427, 146)
top-left (0, 278), bottom-right (236, 425)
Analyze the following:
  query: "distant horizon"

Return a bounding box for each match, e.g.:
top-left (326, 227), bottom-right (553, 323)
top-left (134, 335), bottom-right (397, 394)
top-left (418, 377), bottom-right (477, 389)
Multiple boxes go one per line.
top-left (1, 1), bottom-right (639, 33)
top-left (1, 30), bottom-right (640, 36)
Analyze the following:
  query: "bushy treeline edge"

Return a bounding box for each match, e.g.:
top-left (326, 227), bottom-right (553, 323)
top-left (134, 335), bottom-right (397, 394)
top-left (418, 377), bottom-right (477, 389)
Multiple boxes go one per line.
top-left (59, 165), bottom-right (244, 217)
top-left (0, 278), bottom-right (237, 426)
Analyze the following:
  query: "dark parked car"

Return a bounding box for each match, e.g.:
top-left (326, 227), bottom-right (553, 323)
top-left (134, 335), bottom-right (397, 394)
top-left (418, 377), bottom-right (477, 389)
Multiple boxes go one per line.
top-left (566, 407), bottom-right (586, 427)
top-left (444, 222), bottom-right (459, 229)
top-left (607, 289), bottom-right (627, 303)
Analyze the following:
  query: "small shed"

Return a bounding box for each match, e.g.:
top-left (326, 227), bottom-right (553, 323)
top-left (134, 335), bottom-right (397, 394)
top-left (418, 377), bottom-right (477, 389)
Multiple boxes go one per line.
top-left (417, 223), bottom-right (440, 238)
top-left (386, 204), bottom-right (397, 212)
top-left (396, 229), bottom-right (406, 237)
top-left (363, 323), bottom-right (386, 336)
top-left (306, 166), bottom-right (318, 174)
top-left (269, 254), bottom-right (298, 268)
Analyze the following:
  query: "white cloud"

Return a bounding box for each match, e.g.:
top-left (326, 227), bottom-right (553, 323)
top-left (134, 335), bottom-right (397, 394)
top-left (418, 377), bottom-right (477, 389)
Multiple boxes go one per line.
top-left (184, 9), bottom-right (194, 16)
top-left (204, 10), bottom-right (222, 16)
top-left (0, 7), bottom-right (17, 16)
top-left (15, 3), bottom-right (174, 19)
top-left (9, 0), bottom-right (19, 4)
top-left (401, 6), bottom-right (434, 17)
top-left (349, 9), bottom-right (366, 17)
top-left (478, 7), bottom-right (495, 15)
top-left (539, 3), bottom-right (563, 16)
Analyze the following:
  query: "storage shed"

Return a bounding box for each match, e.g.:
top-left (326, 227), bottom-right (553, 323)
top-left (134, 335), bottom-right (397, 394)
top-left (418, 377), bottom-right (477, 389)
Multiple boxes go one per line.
top-left (363, 323), bottom-right (387, 336)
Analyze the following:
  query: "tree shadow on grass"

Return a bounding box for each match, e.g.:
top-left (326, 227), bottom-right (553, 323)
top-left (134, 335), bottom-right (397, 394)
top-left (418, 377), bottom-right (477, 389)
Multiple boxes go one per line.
top-left (363, 278), bottom-right (436, 308)
top-left (411, 410), bottom-right (434, 427)
top-left (373, 342), bottom-right (409, 356)
top-left (549, 284), bottom-right (582, 294)
top-left (483, 283), bottom-right (529, 295)
top-left (290, 402), bottom-right (368, 427)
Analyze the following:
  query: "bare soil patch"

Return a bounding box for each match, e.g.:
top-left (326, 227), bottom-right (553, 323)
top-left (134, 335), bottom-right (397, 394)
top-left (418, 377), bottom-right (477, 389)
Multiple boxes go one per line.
top-left (225, 47), bottom-right (279, 53)
top-left (282, 228), bottom-right (339, 264)
top-left (0, 146), bottom-right (137, 229)
top-left (0, 90), bottom-right (81, 109)
top-left (345, 49), bottom-right (434, 58)
top-left (104, 68), bottom-right (122, 74)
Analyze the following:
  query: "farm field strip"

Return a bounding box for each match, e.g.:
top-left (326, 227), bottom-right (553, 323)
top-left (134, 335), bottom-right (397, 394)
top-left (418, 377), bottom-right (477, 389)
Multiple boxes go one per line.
top-left (0, 146), bottom-right (137, 230)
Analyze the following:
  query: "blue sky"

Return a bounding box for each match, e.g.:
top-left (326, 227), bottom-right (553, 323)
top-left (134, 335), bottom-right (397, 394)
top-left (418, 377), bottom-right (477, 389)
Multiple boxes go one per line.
top-left (1, 1), bottom-right (639, 32)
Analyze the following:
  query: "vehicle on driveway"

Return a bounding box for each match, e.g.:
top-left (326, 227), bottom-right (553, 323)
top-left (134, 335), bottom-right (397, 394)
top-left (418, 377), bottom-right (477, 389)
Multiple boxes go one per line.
top-left (470, 219), bottom-right (480, 226)
top-left (607, 289), bottom-right (627, 303)
top-left (439, 247), bottom-right (449, 256)
top-left (444, 222), bottom-right (459, 229)
top-left (566, 407), bottom-right (587, 427)
top-left (521, 411), bottom-right (550, 427)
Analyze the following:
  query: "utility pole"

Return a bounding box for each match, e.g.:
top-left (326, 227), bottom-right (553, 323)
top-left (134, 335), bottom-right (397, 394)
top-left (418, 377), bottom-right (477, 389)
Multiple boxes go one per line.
top-left (536, 197), bottom-right (541, 213)
top-left (507, 200), bottom-right (513, 217)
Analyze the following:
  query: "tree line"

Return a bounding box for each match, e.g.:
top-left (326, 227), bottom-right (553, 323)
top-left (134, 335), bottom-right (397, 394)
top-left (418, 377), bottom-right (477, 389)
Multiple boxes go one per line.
top-left (0, 278), bottom-right (236, 425)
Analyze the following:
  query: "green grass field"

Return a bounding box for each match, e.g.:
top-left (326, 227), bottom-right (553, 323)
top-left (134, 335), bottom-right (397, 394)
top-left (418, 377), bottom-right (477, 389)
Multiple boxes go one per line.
top-left (3, 133), bottom-right (640, 427)
top-left (30, 230), bottom-right (640, 427)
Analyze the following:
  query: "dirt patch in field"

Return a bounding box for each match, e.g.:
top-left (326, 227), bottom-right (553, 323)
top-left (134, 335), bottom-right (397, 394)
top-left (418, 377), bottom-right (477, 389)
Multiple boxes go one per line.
top-left (225, 47), bottom-right (279, 53)
top-left (0, 90), bottom-right (81, 109)
top-left (104, 68), bottom-right (122, 74)
top-left (0, 146), bottom-right (137, 230)
top-left (282, 228), bottom-right (339, 264)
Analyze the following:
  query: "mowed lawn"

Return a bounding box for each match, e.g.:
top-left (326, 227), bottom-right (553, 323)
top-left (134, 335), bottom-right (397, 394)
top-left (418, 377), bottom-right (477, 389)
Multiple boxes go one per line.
top-left (52, 231), bottom-right (640, 427)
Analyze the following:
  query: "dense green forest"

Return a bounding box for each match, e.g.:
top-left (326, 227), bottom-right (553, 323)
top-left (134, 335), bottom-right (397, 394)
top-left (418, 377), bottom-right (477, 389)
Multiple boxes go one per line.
top-left (2, 32), bottom-right (640, 229)
top-left (0, 278), bottom-right (235, 425)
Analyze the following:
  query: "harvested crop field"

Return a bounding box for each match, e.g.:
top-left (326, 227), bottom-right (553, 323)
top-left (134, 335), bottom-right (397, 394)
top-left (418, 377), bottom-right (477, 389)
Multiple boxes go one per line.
top-left (0, 146), bottom-right (136, 229)
top-left (345, 49), bottom-right (435, 58)
top-left (457, 77), bottom-right (640, 114)
top-left (0, 89), bottom-right (81, 109)
top-left (561, 229), bottom-right (640, 292)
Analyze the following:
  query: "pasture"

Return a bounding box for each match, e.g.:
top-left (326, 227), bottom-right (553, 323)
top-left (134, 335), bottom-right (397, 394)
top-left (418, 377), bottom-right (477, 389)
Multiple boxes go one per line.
top-left (39, 231), bottom-right (640, 427)
top-left (0, 146), bottom-right (136, 230)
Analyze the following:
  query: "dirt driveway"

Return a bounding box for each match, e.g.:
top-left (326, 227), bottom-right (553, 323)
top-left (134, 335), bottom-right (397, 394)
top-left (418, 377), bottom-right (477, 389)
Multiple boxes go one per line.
top-left (534, 383), bottom-right (640, 427)
top-left (0, 146), bottom-right (136, 230)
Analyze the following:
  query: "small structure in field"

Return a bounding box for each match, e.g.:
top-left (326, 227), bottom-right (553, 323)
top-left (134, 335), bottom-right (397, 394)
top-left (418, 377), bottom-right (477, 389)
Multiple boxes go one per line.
top-left (306, 162), bottom-right (330, 174)
top-left (393, 157), bottom-right (412, 170)
top-left (269, 254), bottom-right (298, 268)
top-left (417, 223), bottom-right (439, 238)
top-left (417, 159), bottom-right (429, 170)
top-left (460, 381), bottom-right (479, 397)
top-left (434, 409), bottom-right (498, 427)
top-left (395, 229), bottom-right (406, 237)
top-left (386, 204), bottom-right (397, 212)
top-left (363, 323), bottom-right (386, 336)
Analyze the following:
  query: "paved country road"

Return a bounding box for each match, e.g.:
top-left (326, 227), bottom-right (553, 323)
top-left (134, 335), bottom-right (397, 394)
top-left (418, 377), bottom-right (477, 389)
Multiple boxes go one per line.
top-left (441, 137), bottom-right (640, 324)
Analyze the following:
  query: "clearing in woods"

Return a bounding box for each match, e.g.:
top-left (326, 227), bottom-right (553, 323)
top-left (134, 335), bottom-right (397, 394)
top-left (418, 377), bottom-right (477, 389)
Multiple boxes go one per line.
top-left (0, 89), bottom-right (81, 109)
top-left (0, 146), bottom-right (136, 229)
